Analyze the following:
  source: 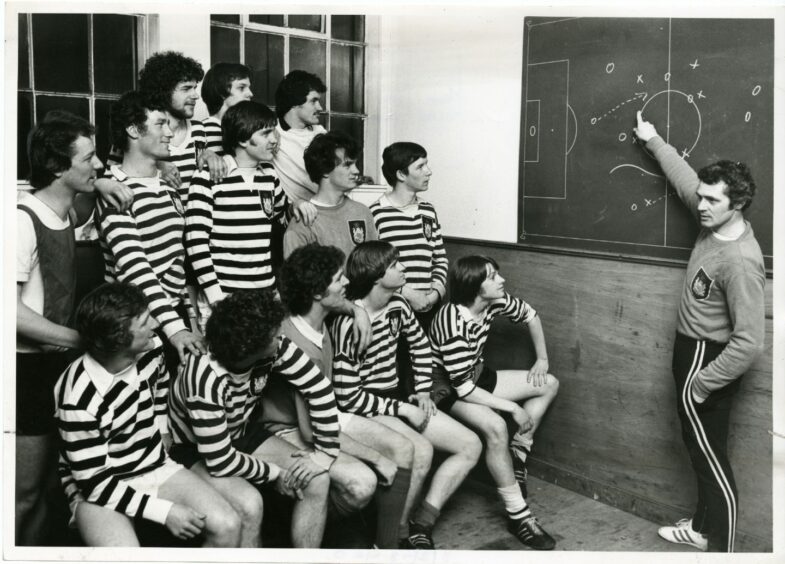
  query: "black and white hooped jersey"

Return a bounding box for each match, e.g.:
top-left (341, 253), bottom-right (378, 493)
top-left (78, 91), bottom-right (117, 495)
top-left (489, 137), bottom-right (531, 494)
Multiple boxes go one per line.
top-left (204, 115), bottom-right (223, 155)
top-left (429, 293), bottom-right (537, 397)
top-left (370, 196), bottom-right (448, 292)
top-left (55, 349), bottom-right (172, 524)
top-left (185, 157), bottom-right (289, 303)
top-left (168, 336), bottom-right (340, 483)
top-left (328, 294), bottom-right (433, 417)
top-left (96, 166), bottom-right (189, 339)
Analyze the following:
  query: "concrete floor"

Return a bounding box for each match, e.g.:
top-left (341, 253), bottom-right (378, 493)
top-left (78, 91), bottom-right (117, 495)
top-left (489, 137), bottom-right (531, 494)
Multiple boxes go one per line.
top-left (434, 476), bottom-right (712, 552)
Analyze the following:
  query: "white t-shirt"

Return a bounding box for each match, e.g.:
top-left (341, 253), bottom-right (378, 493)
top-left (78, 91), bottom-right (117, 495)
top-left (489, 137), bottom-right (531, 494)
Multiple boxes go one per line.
top-left (273, 123), bottom-right (327, 204)
top-left (17, 191), bottom-right (71, 353)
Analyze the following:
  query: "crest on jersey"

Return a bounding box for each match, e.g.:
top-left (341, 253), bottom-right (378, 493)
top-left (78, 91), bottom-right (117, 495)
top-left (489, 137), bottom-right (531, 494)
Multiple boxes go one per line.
top-left (259, 192), bottom-right (274, 217)
top-left (387, 308), bottom-right (402, 338)
top-left (169, 192), bottom-right (185, 216)
top-left (690, 267), bottom-right (714, 301)
top-left (421, 217), bottom-right (434, 241)
top-left (251, 373), bottom-right (269, 395)
top-left (348, 220), bottom-right (366, 245)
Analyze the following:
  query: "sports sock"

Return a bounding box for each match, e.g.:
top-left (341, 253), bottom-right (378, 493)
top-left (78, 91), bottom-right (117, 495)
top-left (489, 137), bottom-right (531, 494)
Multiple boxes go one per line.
top-left (411, 500), bottom-right (440, 529)
top-left (375, 467), bottom-right (412, 549)
top-left (497, 483), bottom-right (532, 521)
top-left (511, 431), bottom-right (533, 456)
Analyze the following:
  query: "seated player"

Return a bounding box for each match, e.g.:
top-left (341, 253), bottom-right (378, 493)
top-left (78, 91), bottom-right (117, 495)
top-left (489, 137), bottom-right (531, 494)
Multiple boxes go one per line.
top-left (55, 282), bottom-right (242, 547)
top-left (98, 90), bottom-right (205, 375)
top-left (168, 289), bottom-right (340, 548)
top-left (272, 243), bottom-right (421, 548)
top-left (185, 100), bottom-right (315, 326)
top-left (328, 240), bottom-right (483, 549)
top-left (16, 111), bottom-right (131, 546)
top-left (200, 62), bottom-right (254, 154)
top-left (429, 255), bottom-right (559, 549)
top-left (283, 131), bottom-right (378, 260)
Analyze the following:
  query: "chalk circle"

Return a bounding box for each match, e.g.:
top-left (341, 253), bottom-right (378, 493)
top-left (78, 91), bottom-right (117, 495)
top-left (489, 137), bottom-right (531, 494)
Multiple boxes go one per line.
top-left (606, 62), bottom-right (615, 74)
top-left (752, 85), bottom-right (761, 96)
top-left (640, 89), bottom-right (702, 158)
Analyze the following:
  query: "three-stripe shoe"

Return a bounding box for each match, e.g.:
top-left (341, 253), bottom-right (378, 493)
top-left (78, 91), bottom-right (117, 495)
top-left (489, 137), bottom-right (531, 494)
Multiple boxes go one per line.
top-left (508, 516), bottom-right (556, 550)
top-left (399, 522), bottom-right (435, 549)
top-left (657, 518), bottom-right (708, 551)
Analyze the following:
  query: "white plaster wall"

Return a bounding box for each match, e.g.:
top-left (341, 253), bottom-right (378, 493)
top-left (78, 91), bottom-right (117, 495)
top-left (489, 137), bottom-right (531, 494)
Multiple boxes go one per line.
top-left (378, 10), bottom-right (527, 243)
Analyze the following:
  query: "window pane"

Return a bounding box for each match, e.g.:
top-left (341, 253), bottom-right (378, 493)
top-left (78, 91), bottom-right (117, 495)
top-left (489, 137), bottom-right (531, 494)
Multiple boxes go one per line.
top-left (330, 44), bottom-right (364, 114)
top-left (19, 15), bottom-right (30, 89)
top-left (331, 16), bottom-right (364, 42)
top-left (329, 115), bottom-right (364, 173)
top-left (290, 38), bottom-right (326, 84)
top-left (211, 25), bottom-right (240, 64)
top-left (17, 92), bottom-right (33, 180)
top-left (32, 14), bottom-right (89, 93)
top-left (35, 95), bottom-right (90, 123)
top-left (245, 31), bottom-right (284, 105)
top-left (211, 15), bottom-right (240, 25)
top-left (287, 15), bottom-right (322, 32)
top-left (249, 15), bottom-right (284, 26)
top-left (94, 15), bottom-right (136, 94)
top-left (94, 98), bottom-right (116, 167)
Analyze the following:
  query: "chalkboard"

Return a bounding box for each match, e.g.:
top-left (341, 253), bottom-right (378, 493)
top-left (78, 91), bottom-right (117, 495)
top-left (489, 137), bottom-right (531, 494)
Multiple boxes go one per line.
top-left (518, 17), bottom-right (773, 269)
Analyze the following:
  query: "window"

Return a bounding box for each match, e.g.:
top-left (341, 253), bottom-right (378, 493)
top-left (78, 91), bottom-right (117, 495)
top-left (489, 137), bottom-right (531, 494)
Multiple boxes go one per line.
top-left (17, 13), bottom-right (146, 181)
top-left (209, 14), bottom-right (367, 170)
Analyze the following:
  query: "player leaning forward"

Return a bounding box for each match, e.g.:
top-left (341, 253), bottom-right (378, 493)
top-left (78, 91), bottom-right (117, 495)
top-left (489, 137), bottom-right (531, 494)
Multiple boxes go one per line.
top-left (634, 111), bottom-right (765, 553)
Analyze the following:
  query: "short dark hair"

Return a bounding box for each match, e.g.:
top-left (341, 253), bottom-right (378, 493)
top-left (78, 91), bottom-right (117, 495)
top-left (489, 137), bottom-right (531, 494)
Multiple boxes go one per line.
top-left (346, 241), bottom-right (399, 300)
top-left (202, 62), bottom-right (251, 115)
top-left (109, 91), bottom-right (166, 153)
top-left (139, 51), bottom-right (204, 110)
top-left (221, 100), bottom-right (277, 155)
top-left (698, 160), bottom-right (756, 211)
top-left (275, 70), bottom-right (326, 123)
top-left (449, 255), bottom-right (499, 307)
top-left (206, 289), bottom-right (285, 367)
top-left (279, 243), bottom-right (345, 316)
top-left (28, 111), bottom-right (95, 190)
top-left (304, 131), bottom-right (359, 184)
top-left (381, 142), bottom-right (427, 187)
top-left (75, 282), bottom-right (148, 357)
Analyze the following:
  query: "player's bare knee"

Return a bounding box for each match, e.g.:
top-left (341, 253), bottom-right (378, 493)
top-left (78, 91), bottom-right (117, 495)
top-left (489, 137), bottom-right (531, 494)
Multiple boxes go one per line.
top-left (206, 505), bottom-right (242, 546)
top-left (236, 488), bottom-right (264, 526)
top-left (412, 435), bottom-right (434, 471)
top-left (303, 472), bottom-right (331, 500)
top-left (342, 467), bottom-right (377, 509)
top-left (546, 374), bottom-right (560, 396)
top-left (462, 432), bottom-right (483, 464)
top-left (484, 415), bottom-right (509, 448)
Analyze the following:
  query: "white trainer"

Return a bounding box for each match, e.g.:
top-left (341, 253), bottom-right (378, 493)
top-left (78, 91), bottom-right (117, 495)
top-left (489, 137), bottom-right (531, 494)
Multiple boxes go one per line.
top-left (657, 518), bottom-right (708, 551)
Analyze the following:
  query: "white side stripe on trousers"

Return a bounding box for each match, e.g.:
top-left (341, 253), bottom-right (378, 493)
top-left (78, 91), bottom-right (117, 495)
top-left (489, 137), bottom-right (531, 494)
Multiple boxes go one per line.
top-left (682, 340), bottom-right (737, 552)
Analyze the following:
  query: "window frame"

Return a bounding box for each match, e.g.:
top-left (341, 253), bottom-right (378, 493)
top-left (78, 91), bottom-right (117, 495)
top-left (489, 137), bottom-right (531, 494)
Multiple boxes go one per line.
top-left (16, 13), bottom-right (152, 187)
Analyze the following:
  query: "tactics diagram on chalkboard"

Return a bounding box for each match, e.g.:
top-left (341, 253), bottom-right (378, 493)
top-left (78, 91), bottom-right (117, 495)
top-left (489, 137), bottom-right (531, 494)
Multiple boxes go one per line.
top-left (518, 17), bottom-right (773, 268)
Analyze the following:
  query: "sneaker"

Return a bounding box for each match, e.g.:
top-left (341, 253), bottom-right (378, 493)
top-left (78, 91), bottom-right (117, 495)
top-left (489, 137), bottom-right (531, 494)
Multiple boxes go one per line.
top-left (508, 516), bottom-right (556, 550)
top-left (510, 450), bottom-right (529, 498)
top-left (657, 518), bottom-right (707, 551)
top-left (399, 522), bottom-right (435, 549)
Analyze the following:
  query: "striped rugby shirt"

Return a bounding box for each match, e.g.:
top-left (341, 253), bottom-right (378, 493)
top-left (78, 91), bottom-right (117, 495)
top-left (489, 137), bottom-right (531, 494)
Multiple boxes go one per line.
top-left (168, 336), bottom-right (340, 482)
top-left (204, 116), bottom-right (223, 155)
top-left (328, 294), bottom-right (433, 417)
top-left (429, 293), bottom-right (537, 397)
top-left (96, 166), bottom-right (189, 339)
top-left (55, 348), bottom-right (173, 524)
top-left (108, 118), bottom-right (206, 205)
top-left (185, 156), bottom-right (289, 304)
top-left (370, 195), bottom-right (448, 293)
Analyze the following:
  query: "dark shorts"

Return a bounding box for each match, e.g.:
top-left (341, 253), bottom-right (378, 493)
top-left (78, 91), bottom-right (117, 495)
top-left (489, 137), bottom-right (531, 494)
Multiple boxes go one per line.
top-left (16, 351), bottom-right (76, 436)
top-left (431, 362), bottom-right (498, 413)
top-left (168, 414), bottom-right (274, 469)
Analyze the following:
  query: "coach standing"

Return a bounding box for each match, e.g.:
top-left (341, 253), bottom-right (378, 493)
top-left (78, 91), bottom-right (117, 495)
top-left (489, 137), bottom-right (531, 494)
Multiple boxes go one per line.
top-left (634, 111), bottom-right (765, 553)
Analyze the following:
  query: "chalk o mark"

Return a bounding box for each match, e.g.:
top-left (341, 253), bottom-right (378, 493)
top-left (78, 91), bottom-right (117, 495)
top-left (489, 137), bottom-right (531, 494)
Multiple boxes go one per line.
top-left (631, 203), bottom-right (638, 211)
top-left (745, 111), bottom-right (751, 123)
top-left (606, 62), bottom-right (615, 74)
top-left (529, 125), bottom-right (536, 137)
top-left (752, 85), bottom-right (761, 96)
top-left (566, 104), bottom-right (578, 155)
top-left (591, 117), bottom-right (597, 125)
top-left (664, 72), bottom-right (671, 82)
top-left (618, 132), bottom-right (627, 142)
top-left (610, 164), bottom-right (665, 178)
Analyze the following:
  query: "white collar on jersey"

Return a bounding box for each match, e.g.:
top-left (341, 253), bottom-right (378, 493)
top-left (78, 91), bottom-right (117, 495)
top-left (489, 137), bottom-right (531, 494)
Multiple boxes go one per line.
top-left (289, 315), bottom-right (325, 349)
top-left (83, 352), bottom-right (139, 396)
